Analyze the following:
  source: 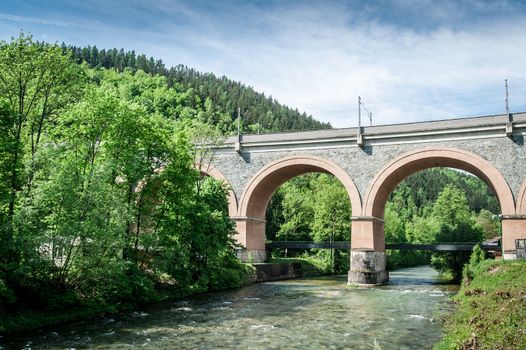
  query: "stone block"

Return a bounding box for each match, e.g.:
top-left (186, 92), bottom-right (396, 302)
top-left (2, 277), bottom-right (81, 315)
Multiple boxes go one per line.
top-left (348, 250), bottom-right (389, 285)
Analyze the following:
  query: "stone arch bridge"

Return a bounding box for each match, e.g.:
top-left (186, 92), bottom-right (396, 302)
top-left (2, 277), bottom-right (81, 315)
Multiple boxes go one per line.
top-left (205, 113), bottom-right (526, 285)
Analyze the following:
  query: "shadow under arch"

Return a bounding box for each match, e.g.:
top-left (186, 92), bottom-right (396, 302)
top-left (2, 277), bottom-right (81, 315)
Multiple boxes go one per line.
top-left (509, 178), bottom-right (526, 257)
top-left (363, 147), bottom-right (515, 218)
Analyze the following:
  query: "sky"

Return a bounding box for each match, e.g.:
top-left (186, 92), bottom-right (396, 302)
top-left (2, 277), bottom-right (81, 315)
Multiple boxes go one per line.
top-left (1, 0), bottom-right (526, 128)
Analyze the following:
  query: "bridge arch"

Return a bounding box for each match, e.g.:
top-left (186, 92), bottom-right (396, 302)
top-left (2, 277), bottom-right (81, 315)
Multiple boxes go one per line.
top-left (236, 156), bottom-right (361, 261)
top-left (363, 147), bottom-right (515, 218)
top-left (144, 163), bottom-right (239, 217)
top-left (199, 165), bottom-right (238, 217)
top-left (239, 155), bottom-right (361, 218)
top-left (347, 147), bottom-right (516, 285)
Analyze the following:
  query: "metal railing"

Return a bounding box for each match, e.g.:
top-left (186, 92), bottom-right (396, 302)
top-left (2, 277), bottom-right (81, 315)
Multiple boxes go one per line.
top-left (266, 241), bottom-right (502, 252)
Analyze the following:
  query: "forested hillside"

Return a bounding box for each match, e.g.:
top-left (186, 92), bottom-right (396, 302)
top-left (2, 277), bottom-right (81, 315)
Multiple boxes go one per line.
top-left (64, 45), bottom-right (330, 133)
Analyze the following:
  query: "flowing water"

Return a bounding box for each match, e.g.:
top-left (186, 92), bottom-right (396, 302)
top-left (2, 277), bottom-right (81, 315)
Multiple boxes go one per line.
top-left (1, 266), bottom-right (458, 350)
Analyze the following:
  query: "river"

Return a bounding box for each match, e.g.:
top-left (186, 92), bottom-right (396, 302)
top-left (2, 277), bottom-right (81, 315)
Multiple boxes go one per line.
top-left (1, 266), bottom-right (458, 349)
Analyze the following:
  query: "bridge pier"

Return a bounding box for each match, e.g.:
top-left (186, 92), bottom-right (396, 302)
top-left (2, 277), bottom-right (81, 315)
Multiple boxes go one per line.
top-left (502, 216), bottom-right (526, 259)
top-left (348, 217), bottom-right (389, 285)
top-left (348, 250), bottom-right (389, 285)
top-left (233, 216), bottom-right (267, 263)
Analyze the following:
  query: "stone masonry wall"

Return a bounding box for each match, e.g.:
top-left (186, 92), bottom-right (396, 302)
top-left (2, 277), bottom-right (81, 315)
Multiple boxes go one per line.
top-left (211, 134), bottom-right (526, 212)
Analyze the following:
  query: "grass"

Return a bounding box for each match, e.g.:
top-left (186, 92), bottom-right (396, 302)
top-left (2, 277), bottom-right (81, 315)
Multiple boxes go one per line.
top-left (434, 259), bottom-right (526, 350)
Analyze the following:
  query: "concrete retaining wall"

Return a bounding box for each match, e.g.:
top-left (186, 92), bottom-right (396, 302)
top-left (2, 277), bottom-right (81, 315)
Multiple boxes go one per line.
top-left (253, 263), bottom-right (303, 282)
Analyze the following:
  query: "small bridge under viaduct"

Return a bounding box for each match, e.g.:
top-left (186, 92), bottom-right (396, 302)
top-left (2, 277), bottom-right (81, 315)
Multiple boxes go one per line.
top-left (205, 113), bottom-right (526, 285)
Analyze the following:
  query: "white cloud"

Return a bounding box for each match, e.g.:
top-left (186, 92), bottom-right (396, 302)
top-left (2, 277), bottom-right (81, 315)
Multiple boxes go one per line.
top-left (172, 1), bottom-right (526, 127)
top-left (0, 13), bottom-right (77, 27)
top-left (1, 1), bottom-right (525, 128)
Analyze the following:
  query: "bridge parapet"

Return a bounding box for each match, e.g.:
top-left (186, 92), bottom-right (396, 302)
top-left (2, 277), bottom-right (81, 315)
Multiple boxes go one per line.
top-left (213, 112), bottom-right (526, 154)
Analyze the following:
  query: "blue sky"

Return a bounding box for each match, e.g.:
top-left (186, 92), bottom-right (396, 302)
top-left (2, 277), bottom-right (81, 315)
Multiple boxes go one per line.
top-left (1, 0), bottom-right (526, 127)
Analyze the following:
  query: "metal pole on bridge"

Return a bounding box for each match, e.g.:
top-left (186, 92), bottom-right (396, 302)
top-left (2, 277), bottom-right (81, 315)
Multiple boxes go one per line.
top-left (504, 79), bottom-right (513, 136)
top-left (237, 107), bottom-right (241, 136)
top-left (235, 107), bottom-right (242, 153)
top-left (358, 96), bottom-right (361, 128)
top-left (357, 96), bottom-right (363, 146)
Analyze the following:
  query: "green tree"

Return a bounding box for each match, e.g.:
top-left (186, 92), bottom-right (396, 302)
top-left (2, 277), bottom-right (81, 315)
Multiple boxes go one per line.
top-left (0, 33), bottom-right (85, 222)
top-left (27, 86), bottom-right (135, 291)
top-left (430, 185), bottom-right (483, 281)
top-left (265, 190), bottom-right (284, 241)
top-left (384, 202), bottom-right (406, 244)
top-left (462, 244), bottom-right (486, 284)
top-left (476, 209), bottom-right (501, 240)
top-left (275, 176), bottom-right (315, 242)
top-left (0, 99), bottom-right (15, 238)
top-left (0, 35), bottom-right (257, 326)
top-left (0, 34), bottom-right (87, 311)
top-left (405, 214), bottom-right (439, 244)
top-left (310, 174), bottom-right (351, 272)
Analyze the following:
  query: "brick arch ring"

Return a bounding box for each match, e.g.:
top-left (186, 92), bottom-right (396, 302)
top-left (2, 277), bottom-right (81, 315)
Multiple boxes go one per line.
top-left (517, 178), bottom-right (526, 215)
top-left (363, 147), bottom-right (516, 219)
top-left (238, 155), bottom-right (362, 220)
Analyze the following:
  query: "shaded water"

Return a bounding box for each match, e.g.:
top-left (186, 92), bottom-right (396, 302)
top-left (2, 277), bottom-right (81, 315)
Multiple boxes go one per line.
top-left (1, 266), bottom-right (458, 349)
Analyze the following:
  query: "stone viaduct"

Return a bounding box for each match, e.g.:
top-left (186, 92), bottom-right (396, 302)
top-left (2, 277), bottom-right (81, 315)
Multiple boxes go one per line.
top-left (205, 112), bottom-right (526, 285)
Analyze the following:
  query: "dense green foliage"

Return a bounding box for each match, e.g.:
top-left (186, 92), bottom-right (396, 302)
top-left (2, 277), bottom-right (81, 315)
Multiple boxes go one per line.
top-left (64, 44), bottom-right (330, 134)
top-left (266, 174), bottom-right (351, 274)
top-left (392, 168), bottom-right (499, 215)
top-left (434, 256), bottom-right (526, 350)
top-left (266, 169), bottom-right (499, 278)
top-left (429, 185), bottom-right (484, 281)
top-left (0, 34), bottom-right (254, 333)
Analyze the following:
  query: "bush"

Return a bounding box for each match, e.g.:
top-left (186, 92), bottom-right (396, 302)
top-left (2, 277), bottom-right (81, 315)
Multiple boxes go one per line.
top-left (74, 261), bottom-right (157, 308)
top-left (462, 244), bottom-right (486, 284)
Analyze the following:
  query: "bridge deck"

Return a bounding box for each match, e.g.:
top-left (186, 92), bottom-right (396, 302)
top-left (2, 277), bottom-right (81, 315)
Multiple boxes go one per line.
top-left (223, 112), bottom-right (526, 145)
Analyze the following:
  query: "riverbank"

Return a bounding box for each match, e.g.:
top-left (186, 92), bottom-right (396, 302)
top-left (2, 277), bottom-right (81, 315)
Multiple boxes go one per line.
top-left (434, 259), bottom-right (526, 350)
top-left (1, 261), bottom-right (310, 334)
top-left (0, 264), bottom-right (256, 335)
